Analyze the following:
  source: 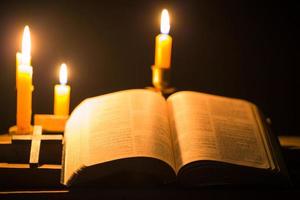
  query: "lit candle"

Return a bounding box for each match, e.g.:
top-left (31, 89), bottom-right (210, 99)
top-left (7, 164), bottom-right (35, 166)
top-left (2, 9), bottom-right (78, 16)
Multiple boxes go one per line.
top-left (54, 63), bottom-right (71, 116)
top-left (16, 26), bottom-right (31, 87)
top-left (155, 9), bottom-right (172, 68)
top-left (16, 26), bottom-right (33, 133)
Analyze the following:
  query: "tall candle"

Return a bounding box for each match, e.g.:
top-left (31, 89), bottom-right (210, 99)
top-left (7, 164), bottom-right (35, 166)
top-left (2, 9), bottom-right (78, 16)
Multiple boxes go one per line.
top-left (16, 26), bottom-right (33, 132)
top-left (155, 9), bottom-right (172, 68)
top-left (54, 63), bottom-right (71, 116)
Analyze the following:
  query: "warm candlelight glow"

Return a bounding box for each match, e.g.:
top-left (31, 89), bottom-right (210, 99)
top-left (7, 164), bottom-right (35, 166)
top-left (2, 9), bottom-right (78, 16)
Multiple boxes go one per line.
top-left (160, 9), bottom-right (170, 34)
top-left (154, 9), bottom-right (172, 69)
top-left (59, 63), bottom-right (68, 85)
top-left (54, 63), bottom-right (71, 116)
top-left (16, 25), bottom-right (33, 133)
top-left (21, 25), bottom-right (31, 65)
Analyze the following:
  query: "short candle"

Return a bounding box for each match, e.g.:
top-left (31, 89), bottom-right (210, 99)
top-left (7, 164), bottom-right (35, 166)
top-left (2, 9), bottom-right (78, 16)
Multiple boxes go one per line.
top-left (54, 63), bottom-right (71, 116)
top-left (155, 9), bottom-right (172, 68)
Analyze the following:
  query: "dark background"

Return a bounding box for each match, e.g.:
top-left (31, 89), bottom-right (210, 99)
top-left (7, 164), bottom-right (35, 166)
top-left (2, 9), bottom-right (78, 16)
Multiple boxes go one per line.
top-left (0, 0), bottom-right (298, 135)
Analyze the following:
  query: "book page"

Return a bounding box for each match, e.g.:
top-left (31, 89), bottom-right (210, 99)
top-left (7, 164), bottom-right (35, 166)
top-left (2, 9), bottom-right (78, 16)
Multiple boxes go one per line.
top-left (80, 90), bottom-right (175, 171)
top-left (63, 101), bottom-right (90, 184)
top-left (167, 91), bottom-right (270, 172)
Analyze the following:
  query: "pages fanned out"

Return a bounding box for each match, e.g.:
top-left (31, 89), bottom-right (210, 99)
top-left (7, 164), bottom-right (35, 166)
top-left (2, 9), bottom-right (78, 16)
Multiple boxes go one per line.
top-left (63, 100), bottom-right (90, 184)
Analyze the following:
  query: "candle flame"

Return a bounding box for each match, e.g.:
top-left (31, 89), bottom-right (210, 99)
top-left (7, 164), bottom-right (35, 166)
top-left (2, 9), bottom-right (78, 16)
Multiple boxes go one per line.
top-left (160, 9), bottom-right (170, 34)
top-left (22, 26), bottom-right (31, 58)
top-left (59, 63), bottom-right (68, 85)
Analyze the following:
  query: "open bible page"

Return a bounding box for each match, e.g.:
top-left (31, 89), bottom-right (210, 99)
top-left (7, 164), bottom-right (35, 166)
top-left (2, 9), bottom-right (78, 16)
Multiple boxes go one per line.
top-left (167, 91), bottom-right (270, 172)
top-left (80, 90), bottom-right (175, 170)
top-left (63, 101), bottom-right (91, 184)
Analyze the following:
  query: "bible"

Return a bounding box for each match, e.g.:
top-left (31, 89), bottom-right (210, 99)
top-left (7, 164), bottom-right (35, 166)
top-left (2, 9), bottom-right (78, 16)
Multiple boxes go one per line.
top-left (61, 89), bottom-right (289, 187)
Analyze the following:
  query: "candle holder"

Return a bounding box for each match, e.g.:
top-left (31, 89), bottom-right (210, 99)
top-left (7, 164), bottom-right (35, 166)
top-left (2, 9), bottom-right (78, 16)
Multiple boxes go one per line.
top-left (152, 66), bottom-right (170, 90)
top-left (147, 65), bottom-right (176, 96)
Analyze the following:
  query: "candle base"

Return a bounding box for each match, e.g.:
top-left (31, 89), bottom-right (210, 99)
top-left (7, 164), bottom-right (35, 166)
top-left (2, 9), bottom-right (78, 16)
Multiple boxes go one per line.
top-left (9, 125), bottom-right (33, 135)
top-left (146, 87), bottom-right (177, 96)
top-left (150, 65), bottom-right (176, 96)
top-left (152, 66), bottom-right (170, 90)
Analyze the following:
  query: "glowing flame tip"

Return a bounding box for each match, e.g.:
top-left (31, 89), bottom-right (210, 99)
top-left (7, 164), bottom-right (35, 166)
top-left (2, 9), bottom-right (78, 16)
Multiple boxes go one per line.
top-left (160, 9), bottom-right (170, 34)
top-left (59, 63), bottom-right (68, 85)
top-left (22, 25), bottom-right (31, 57)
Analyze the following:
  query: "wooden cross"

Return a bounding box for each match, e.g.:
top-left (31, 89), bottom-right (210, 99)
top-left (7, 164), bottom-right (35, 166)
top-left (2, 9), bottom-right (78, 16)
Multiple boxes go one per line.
top-left (29, 126), bottom-right (42, 167)
top-left (11, 125), bottom-right (63, 168)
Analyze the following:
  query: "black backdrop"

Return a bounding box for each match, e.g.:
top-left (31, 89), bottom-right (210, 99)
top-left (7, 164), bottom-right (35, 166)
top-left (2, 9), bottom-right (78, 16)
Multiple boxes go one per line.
top-left (0, 0), bottom-right (298, 135)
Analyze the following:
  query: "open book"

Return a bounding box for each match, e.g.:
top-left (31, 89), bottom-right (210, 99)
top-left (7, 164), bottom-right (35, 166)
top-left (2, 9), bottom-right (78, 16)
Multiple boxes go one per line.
top-left (61, 89), bottom-right (289, 187)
